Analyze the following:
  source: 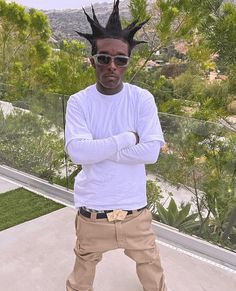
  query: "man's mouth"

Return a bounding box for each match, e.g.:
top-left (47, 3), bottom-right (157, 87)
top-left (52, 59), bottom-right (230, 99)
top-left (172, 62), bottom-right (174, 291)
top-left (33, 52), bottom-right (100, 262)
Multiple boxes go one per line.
top-left (105, 74), bottom-right (118, 79)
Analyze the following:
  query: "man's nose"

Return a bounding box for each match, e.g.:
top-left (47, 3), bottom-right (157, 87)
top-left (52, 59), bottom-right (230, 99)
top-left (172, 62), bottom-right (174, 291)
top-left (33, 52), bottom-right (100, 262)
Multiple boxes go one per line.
top-left (108, 59), bottom-right (117, 70)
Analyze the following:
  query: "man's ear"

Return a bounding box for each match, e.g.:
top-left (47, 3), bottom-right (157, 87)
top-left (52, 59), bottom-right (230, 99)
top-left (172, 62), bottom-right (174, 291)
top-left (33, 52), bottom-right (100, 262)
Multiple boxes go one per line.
top-left (90, 57), bottom-right (96, 68)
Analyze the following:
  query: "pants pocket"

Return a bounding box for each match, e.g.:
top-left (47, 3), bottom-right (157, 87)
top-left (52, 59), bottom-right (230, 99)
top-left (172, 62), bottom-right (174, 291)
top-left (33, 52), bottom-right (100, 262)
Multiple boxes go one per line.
top-left (75, 213), bottom-right (81, 236)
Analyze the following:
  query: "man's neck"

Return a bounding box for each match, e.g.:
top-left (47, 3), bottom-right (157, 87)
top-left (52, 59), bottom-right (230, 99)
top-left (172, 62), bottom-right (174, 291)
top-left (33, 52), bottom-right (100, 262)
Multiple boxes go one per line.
top-left (96, 83), bottom-right (124, 95)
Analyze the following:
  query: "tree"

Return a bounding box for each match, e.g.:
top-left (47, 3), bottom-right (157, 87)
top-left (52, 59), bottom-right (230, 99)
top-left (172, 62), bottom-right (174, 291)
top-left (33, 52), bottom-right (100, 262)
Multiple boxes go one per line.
top-left (0, 0), bottom-right (51, 95)
top-left (35, 40), bottom-right (95, 95)
top-left (129, 0), bottom-right (150, 22)
top-left (171, 69), bottom-right (231, 121)
top-left (206, 2), bottom-right (236, 67)
top-left (128, 0), bottom-right (225, 82)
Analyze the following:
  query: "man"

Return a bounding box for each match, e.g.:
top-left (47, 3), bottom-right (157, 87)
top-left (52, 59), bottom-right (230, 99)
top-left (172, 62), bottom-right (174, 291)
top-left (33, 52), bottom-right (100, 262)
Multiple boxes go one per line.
top-left (65, 1), bottom-right (167, 290)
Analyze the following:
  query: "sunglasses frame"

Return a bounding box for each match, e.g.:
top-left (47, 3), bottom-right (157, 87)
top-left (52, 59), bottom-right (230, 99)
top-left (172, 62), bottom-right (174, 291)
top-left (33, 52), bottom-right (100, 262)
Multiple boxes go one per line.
top-left (92, 54), bottom-right (130, 67)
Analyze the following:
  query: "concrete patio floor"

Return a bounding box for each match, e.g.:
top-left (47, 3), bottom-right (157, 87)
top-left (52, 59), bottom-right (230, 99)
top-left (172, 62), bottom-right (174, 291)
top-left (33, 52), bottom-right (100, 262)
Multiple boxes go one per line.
top-left (0, 207), bottom-right (235, 291)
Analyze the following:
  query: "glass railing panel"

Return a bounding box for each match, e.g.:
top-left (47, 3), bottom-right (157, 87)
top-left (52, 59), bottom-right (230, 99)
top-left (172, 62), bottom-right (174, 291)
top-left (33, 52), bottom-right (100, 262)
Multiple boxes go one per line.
top-left (0, 86), bottom-right (66, 184)
top-left (146, 113), bottom-right (236, 250)
top-left (1, 83), bottom-right (235, 250)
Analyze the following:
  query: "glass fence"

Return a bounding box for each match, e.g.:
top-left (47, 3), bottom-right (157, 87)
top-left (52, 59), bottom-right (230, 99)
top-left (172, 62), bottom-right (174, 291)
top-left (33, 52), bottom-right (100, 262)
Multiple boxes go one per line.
top-left (149, 113), bottom-right (236, 250)
top-left (0, 84), bottom-right (235, 250)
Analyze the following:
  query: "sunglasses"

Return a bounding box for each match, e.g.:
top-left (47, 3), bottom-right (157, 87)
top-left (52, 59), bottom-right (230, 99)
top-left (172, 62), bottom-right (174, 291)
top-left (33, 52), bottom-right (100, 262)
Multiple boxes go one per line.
top-left (92, 54), bottom-right (130, 67)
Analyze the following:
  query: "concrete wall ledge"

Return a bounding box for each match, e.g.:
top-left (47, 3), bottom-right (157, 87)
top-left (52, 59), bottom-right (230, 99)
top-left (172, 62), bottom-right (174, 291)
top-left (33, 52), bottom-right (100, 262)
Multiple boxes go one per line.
top-left (0, 165), bottom-right (74, 205)
top-left (0, 164), bottom-right (235, 271)
top-left (152, 221), bottom-right (236, 271)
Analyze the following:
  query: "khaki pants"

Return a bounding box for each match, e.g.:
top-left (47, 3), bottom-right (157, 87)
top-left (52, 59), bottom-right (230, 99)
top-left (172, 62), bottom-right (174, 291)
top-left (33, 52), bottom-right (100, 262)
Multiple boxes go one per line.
top-left (66, 208), bottom-right (167, 291)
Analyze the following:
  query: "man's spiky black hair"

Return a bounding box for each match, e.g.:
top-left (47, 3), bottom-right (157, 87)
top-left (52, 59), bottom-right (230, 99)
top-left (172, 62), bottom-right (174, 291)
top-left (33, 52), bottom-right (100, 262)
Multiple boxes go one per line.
top-left (75, 0), bottom-right (149, 56)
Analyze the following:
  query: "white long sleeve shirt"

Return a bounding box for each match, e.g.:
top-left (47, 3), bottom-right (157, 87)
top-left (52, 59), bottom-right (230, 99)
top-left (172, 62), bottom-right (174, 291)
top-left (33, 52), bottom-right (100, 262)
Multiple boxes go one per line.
top-left (65, 83), bottom-right (164, 210)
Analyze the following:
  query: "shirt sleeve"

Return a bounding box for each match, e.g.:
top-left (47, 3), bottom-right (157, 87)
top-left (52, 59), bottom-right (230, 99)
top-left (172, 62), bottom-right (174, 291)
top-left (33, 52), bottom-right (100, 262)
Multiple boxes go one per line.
top-left (110, 140), bottom-right (161, 164)
top-left (64, 94), bottom-right (137, 165)
top-left (137, 90), bottom-right (165, 145)
top-left (65, 94), bottom-right (93, 151)
top-left (109, 90), bottom-right (165, 164)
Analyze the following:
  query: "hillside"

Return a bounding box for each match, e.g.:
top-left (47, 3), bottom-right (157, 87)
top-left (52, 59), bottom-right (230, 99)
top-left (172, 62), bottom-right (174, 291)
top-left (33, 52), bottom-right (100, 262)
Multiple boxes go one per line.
top-left (44, 0), bottom-right (236, 42)
top-left (44, 1), bottom-right (132, 41)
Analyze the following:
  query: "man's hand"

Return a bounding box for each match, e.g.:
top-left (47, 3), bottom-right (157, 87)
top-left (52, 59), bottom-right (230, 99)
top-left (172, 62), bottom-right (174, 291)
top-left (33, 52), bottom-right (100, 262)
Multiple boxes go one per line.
top-left (130, 131), bottom-right (139, 145)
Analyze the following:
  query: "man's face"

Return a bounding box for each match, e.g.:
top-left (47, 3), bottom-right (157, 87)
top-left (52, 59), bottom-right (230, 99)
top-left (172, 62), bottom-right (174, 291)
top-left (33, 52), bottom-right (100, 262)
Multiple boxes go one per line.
top-left (90, 38), bottom-right (129, 95)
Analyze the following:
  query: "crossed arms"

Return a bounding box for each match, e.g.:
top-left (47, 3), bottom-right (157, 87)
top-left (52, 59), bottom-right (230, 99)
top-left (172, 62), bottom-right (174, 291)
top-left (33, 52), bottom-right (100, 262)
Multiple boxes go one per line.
top-left (65, 92), bottom-right (164, 166)
top-left (66, 132), bottom-right (161, 165)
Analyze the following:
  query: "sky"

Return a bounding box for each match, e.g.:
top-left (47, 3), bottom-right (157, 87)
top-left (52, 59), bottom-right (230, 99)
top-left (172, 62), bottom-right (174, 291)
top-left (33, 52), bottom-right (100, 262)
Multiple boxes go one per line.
top-left (7, 0), bottom-right (115, 10)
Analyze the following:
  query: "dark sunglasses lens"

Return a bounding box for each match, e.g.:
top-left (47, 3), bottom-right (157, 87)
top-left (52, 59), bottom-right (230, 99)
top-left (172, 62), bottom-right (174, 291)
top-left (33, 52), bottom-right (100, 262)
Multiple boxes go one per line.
top-left (97, 55), bottom-right (111, 65)
top-left (115, 57), bottom-right (128, 66)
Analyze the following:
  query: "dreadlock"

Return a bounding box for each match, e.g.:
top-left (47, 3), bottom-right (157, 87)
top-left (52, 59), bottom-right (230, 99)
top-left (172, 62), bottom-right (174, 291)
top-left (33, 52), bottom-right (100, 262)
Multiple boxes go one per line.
top-left (75, 0), bottom-right (149, 56)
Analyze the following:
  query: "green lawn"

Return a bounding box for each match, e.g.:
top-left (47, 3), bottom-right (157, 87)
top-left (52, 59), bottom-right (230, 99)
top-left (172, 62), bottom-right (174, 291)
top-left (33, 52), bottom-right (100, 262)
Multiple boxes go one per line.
top-left (0, 187), bottom-right (65, 231)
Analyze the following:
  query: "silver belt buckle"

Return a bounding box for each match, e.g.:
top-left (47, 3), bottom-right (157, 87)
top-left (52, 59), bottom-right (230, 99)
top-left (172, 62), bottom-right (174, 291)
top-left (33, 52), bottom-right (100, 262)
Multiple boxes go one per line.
top-left (107, 210), bottom-right (128, 222)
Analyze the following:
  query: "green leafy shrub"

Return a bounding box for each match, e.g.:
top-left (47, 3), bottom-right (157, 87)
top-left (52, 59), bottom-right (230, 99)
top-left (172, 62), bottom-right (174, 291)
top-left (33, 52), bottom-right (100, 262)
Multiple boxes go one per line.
top-left (154, 198), bottom-right (200, 232)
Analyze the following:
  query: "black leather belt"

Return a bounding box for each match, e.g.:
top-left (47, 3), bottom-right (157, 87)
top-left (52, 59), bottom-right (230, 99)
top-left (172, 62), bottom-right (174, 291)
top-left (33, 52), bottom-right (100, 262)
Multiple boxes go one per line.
top-left (78, 206), bottom-right (146, 219)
